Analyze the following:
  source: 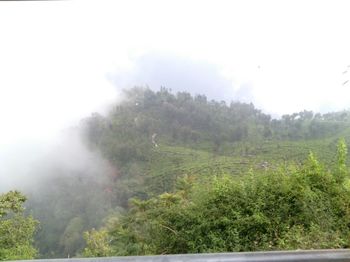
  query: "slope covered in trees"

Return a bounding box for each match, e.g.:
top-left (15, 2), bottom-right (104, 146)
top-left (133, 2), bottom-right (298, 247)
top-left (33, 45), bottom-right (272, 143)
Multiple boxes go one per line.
top-left (21, 87), bottom-right (350, 258)
top-left (80, 87), bottom-right (350, 204)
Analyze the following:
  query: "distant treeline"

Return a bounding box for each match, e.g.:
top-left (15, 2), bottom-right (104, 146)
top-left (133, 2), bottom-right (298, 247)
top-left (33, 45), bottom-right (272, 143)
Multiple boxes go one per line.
top-left (83, 87), bottom-right (350, 155)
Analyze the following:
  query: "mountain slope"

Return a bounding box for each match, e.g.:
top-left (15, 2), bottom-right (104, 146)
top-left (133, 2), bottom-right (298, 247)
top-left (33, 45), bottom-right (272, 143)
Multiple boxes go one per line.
top-left (29, 87), bottom-right (350, 257)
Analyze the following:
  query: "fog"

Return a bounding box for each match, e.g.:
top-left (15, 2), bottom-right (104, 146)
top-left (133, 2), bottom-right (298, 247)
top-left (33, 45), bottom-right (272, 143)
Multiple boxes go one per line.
top-left (2, 1), bottom-right (350, 258)
top-left (0, 53), bottom-right (242, 193)
top-left (0, 129), bottom-right (114, 194)
top-left (2, 0), bottom-right (350, 192)
top-left (1, 50), bottom-right (350, 193)
top-left (111, 52), bottom-right (238, 102)
top-left (0, 82), bottom-right (120, 193)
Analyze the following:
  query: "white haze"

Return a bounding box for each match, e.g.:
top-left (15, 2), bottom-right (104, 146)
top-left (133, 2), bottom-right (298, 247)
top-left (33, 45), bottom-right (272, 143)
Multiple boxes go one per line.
top-left (1, 0), bottom-right (350, 190)
top-left (0, 128), bottom-right (115, 193)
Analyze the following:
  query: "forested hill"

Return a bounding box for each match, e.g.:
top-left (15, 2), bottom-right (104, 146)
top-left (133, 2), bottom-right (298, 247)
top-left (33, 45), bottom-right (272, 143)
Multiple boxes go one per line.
top-left (83, 87), bottom-right (350, 153)
top-left (77, 87), bottom-right (350, 201)
top-left (28, 87), bottom-right (350, 258)
top-left (82, 87), bottom-right (350, 174)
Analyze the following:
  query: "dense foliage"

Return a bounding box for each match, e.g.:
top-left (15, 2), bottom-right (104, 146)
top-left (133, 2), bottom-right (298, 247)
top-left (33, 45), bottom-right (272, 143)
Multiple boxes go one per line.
top-left (84, 140), bottom-right (350, 255)
top-left (0, 191), bottom-right (38, 260)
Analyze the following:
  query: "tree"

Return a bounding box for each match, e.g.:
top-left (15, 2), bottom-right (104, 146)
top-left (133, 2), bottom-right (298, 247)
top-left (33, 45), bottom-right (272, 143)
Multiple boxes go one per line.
top-left (336, 138), bottom-right (348, 183)
top-left (83, 228), bottom-right (113, 257)
top-left (0, 191), bottom-right (38, 260)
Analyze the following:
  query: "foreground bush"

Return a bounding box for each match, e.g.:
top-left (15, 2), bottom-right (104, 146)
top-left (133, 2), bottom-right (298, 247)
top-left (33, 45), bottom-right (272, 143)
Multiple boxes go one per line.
top-left (0, 191), bottom-right (38, 260)
top-left (84, 140), bottom-right (350, 256)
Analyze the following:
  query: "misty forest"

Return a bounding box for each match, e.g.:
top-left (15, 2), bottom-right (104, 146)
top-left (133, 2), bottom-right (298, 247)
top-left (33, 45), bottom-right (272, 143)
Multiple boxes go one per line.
top-left (3, 87), bottom-right (350, 260)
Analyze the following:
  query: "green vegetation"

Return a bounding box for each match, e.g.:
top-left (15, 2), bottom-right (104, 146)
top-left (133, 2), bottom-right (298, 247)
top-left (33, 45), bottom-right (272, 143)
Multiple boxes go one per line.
top-left (79, 87), bottom-right (350, 205)
top-left (16, 87), bottom-right (350, 257)
top-left (83, 140), bottom-right (350, 255)
top-left (0, 191), bottom-right (38, 260)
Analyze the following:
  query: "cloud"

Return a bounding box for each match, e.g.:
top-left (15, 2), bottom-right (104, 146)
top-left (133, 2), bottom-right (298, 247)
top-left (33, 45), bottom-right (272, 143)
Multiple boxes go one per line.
top-left (110, 52), bottom-right (243, 103)
top-left (109, 51), bottom-right (350, 117)
top-left (0, 126), bottom-right (114, 193)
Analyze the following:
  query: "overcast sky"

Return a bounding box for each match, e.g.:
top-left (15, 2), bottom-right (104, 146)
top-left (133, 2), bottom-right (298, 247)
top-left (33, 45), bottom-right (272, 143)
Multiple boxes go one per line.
top-left (1, 0), bottom-right (350, 177)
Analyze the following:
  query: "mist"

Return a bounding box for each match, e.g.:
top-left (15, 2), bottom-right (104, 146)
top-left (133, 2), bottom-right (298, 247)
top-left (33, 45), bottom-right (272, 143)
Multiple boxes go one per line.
top-left (20, 128), bottom-right (115, 190)
top-left (123, 53), bottom-right (267, 107)
top-left (2, 0), bottom-right (350, 258)
top-left (0, 52), bottom-right (238, 192)
top-left (0, 81), bottom-right (120, 193)
top-left (2, 0), bottom-right (350, 195)
top-left (1, 50), bottom-right (348, 194)
top-left (110, 52), bottom-right (240, 103)
top-left (109, 52), bottom-right (350, 117)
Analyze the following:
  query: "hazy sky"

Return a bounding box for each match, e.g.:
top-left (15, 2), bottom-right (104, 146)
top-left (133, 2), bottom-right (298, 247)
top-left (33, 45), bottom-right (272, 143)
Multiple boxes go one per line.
top-left (1, 0), bottom-right (350, 153)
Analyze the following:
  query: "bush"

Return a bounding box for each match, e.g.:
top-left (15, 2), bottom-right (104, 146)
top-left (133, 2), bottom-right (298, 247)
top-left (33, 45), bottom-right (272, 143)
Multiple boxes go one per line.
top-left (84, 140), bottom-right (350, 255)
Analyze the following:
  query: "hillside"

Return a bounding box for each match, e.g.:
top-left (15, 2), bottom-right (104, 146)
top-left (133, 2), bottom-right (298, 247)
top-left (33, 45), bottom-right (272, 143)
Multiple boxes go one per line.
top-left (80, 87), bottom-right (350, 202)
top-left (28, 87), bottom-right (350, 257)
